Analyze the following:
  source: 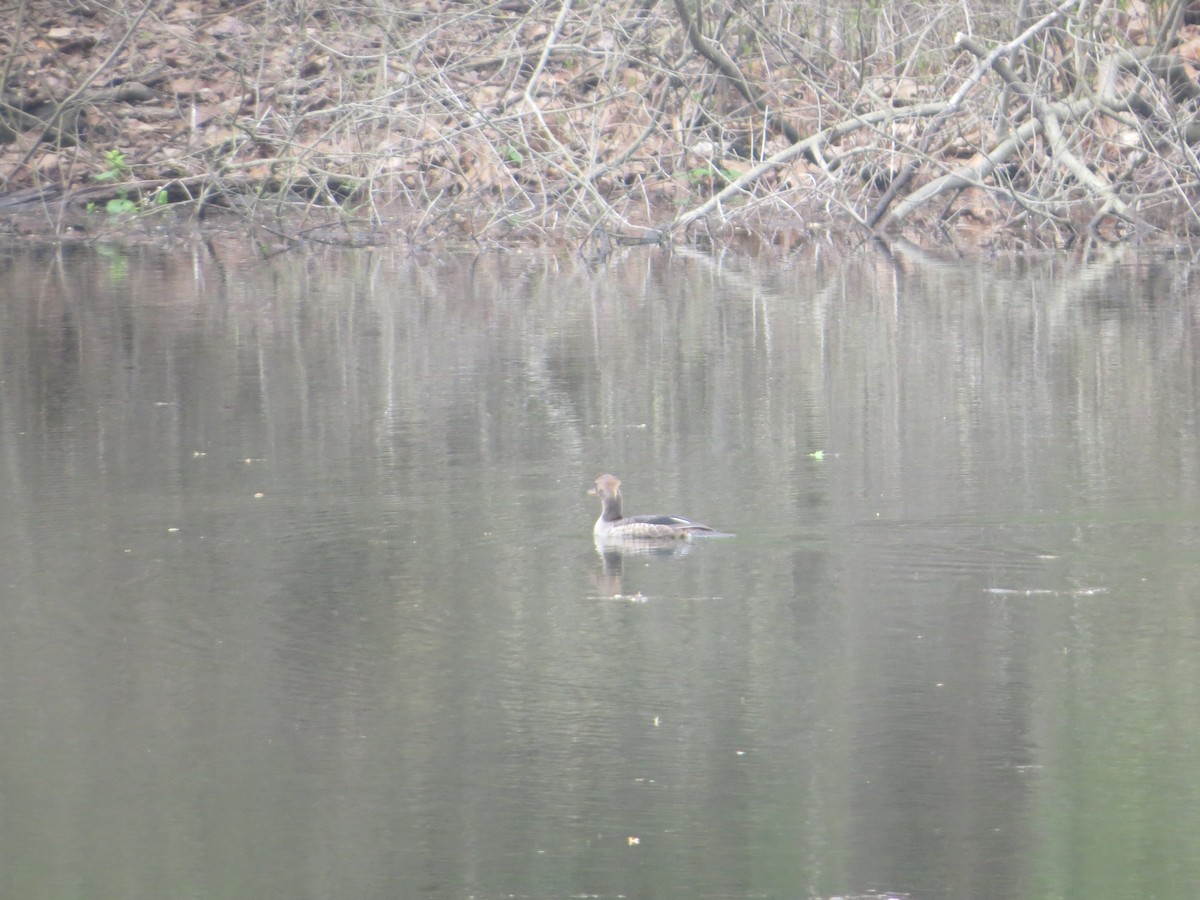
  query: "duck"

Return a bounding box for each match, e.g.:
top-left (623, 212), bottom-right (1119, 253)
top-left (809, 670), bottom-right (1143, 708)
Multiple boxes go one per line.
top-left (588, 473), bottom-right (722, 540)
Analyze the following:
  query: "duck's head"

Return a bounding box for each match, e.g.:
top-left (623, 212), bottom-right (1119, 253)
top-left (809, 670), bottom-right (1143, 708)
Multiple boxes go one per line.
top-left (588, 473), bottom-right (622, 501)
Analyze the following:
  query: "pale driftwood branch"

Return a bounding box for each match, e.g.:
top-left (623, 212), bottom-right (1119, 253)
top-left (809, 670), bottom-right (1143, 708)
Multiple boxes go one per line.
top-left (886, 93), bottom-right (1131, 229)
top-left (887, 115), bottom-right (1042, 224)
top-left (1039, 103), bottom-right (1132, 223)
top-left (669, 101), bottom-right (949, 235)
top-left (955, 35), bottom-right (1133, 223)
top-left (868, 0), bottom-right (1081, 228)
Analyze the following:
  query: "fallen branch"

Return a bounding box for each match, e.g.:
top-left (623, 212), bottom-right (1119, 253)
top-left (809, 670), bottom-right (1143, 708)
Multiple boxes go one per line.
top-left (893, 34), bottom-right (1133, 228)
top-left (887, 113), bottom-right (1043, 224)
top-left (668, 101), bottom-right (948, 235)
top-left (868, 0), bottom-right (1081, 229)
top-left (670, 0), bottom-right (801, 145)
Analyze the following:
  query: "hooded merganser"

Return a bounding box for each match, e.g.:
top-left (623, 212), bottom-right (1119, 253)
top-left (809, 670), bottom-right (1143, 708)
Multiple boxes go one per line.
top-left (589, 473), bottom-right (721, 540)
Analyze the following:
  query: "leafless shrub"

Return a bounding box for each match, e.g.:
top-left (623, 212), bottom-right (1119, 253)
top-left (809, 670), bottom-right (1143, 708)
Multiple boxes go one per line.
top-left (2, 0), bottom-right (1200, 248)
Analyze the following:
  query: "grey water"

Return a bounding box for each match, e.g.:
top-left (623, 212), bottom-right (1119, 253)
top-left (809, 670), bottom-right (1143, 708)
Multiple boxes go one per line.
top-left (1, 242), bottom-right (1199, 899)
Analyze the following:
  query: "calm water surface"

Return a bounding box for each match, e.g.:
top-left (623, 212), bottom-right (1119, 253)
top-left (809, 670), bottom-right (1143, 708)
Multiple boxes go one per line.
top-left (1, 243), bottom-right (1199, 899)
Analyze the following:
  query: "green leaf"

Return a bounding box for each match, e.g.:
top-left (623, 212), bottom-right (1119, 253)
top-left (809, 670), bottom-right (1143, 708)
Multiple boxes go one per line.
top-left (106, 197), bottom-right (137, 216)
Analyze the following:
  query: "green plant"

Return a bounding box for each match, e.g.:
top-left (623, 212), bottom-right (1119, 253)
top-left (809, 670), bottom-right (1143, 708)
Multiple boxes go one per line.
top-left (93, 149), bottom-right (139, 216)
top-left (94, 149), bottom-right (130, 183)
top-left (105, 197), bottom-right (137, 215)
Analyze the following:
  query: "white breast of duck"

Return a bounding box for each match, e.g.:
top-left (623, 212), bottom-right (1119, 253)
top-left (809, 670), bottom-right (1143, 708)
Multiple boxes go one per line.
top-left (589, 473), bottom-right (719, 540)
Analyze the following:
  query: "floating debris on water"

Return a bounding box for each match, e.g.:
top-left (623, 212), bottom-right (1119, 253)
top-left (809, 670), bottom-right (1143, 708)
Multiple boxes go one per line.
top-left (985, 587), bottom-right (1107, 597)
